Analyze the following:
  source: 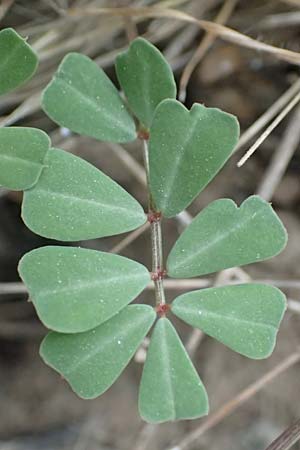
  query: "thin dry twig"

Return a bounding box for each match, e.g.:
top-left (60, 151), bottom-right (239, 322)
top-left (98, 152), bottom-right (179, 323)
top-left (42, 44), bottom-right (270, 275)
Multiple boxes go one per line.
top-left (109, 222), bottom-right (150, 254)
top-left (0, 0), bottom-right (14, 21)
top-left (3, 277), bottom-right (300, 297)
top-left (69, 6), bottom-right (300, 65)
top-left (166, 350), bottom-right (300, 450)
top-left (107, 142), bottom-right (146, 186)
top-left (235, 77), bottom-right (300, 152)
top-left (255, 11), bottom-right (300, 30)
top-left (287, 299), bottom-right (300, 314)
top-left (179, 0), bottom-right (238, 102)
top-left (264, 418), bottom-right (300, 450)
top-left (256, 105), bottom-right (300, 201)
top-left (237, 90), bottom-right (300, 167)
top-left (185, 328), bottom-right (204, 356)
top-left (0, 93), bottom-right (41, 128)
top-left (133, 423), bottom-right (158, 450)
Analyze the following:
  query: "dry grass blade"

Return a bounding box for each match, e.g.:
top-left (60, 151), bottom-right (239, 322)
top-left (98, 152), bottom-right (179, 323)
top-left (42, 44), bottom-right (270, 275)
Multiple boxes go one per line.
top-left (166, 350), bottom-right (300, 450)
top-left (256, 105), bottom-right (300, 201)
top-left (179, 0), bottom-right (238, 102)
top-left (255, 11), bottom-right (300, 30)
top-left (237, 90), bottom-right (300, 167)
top-left (0, 94), bottom-right (41, 128)
top-left (3, 277), bottom-right (300, 297)
top-left (68, 6), bottom-right (300, 65)
top-left (109, 222), bottom-right (150, 254)
top-left (235, 78), bottom-right (300, 152)
top-left (264, 418), bottom-right (300, 450)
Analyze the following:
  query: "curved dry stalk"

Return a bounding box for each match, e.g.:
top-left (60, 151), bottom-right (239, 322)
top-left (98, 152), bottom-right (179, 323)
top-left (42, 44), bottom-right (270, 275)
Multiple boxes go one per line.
top-left (179, 0), bottom-right (238, 102)
top-left (68, 5), bottom-right (300, 65)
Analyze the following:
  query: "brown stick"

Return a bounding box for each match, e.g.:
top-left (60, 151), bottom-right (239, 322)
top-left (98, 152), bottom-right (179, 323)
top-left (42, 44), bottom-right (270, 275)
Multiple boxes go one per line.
top-left (265, 418), bottom-right (300, 450)
top-left (166, 350), bottom-right (300, 450)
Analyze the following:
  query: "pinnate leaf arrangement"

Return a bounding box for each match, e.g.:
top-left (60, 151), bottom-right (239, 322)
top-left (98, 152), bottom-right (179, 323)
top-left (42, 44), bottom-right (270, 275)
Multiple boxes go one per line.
top-left (0, 32), bottom-right (288, 423)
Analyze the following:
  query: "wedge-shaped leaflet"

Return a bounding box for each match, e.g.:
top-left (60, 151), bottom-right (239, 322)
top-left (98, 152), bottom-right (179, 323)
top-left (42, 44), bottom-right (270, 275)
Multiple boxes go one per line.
top-left (22, 148), bottom-right (146, 241)
top-left (172, 284), bottom-right (286, 359)
top-left (0, 127), bottom-right (49, 190)
top-left (0, 28), bottom-right (38, 95)
top-left (40, 305), bottom-right (155, 399)
top-left (42, 52), bottom-right (136, 143)
top-left (167, 196), bottom-right (287, 278)
top-left (19, 246), bottom-right (150, 333)
top-left (139, 318), bottom-right (208, 423)
top-left (116, 37), bottom-right (176, 129)
top-left (149, 99), bottom-right (239, 217)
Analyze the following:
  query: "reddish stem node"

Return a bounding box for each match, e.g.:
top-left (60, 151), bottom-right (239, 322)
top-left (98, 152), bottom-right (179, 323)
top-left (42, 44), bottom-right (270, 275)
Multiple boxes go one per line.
top-left (147, 211), bottom-right (161, 223)
top-left (156, 303), bottom-right (170, 317)
top-left (151, 268), bottom-right (167, 281)
top-left (138, 129), bottom-right (150, 140)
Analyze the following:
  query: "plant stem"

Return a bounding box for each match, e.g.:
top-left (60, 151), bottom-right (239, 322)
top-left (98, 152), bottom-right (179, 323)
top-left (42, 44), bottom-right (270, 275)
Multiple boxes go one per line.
top-left (142, 139), bottom-right (166, 307)
top-left (150, 218), bottom-right (166, 306)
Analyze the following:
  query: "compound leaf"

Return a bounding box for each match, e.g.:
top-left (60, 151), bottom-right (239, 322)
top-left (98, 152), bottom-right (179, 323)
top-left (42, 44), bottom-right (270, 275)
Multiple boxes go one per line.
top-left (149, 99), bottom-right (239, 217)
top-left (139, 318), bottom-right (208, 423)
top-left (0, 127), bottom-right (50, 190)
top-left (167, 196), bottom-right (287, 278)
top-left (40, 305), bottom-right (156, 399)
top-left (172, 284), bottom-right (286, 359)
top-left (22, 148), bottom-right (146, 241)
top-left (0, 28), bottom-right (38, 95)
top-left (116, 37), bottom-right (176, 129)
top-left (42, 52), bottom-right (136, 143)
top-left (19, 246), bottom-right (150, 333)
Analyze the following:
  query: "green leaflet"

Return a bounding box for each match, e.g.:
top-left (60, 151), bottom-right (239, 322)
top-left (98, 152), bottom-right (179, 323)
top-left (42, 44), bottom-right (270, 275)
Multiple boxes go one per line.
top-left (40, 305), bottom-right (156, 399)
top-left (0, 127), bottom-right (50, 190)
top-left (172, 284), bottom-right (286, 359)
top-left (116, 37), bottom-right (176, 129)
top-left (42, 52), bottom-right (136, 143)
top-left (22, 148), bottom-right (146, 241)
top-left (167, 196), bottom-right (287, 278)
top-left (149, 99), bottom-right (239, 217)
top-left (19, 246), bottom-right (150, 333)
top-left (0, 28), bottom-right (38, 95)
top-left (139, 318), bottom-right (209, 423)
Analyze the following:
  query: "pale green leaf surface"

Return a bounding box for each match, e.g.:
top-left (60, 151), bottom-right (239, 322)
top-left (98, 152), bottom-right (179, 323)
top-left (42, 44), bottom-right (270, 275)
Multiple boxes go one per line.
top-left (0, 28), bottom-right (38, 95)
top-left (22, 148), bottom-right (146, 241)
top-left (116, 37), bottom-right (176, 129)
top-left (167, 196), bottom-right (287, 278)
top-left (149, 99), bottom-right (239, 217)
top-left (42, 52), bottom-right (136, 143)
top-left (139, 318), bottom-right (209, 423)
top-left (40, 305), bottom-right (156, 399)
top-left (0, 127), bottom-right (50, 190)
top-left (172, 284), bottom-right (286, 359)
top-left (19, 246), bottom-right (150, 333)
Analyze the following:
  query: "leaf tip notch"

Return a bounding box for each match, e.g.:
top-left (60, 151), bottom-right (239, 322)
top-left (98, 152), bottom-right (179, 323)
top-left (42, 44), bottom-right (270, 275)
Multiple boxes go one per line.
top-left (116, 37), bottom-right (176, 129)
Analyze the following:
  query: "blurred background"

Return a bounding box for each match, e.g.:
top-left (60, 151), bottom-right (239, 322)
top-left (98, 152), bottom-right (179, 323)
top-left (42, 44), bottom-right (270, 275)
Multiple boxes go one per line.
top-left (1, 0), bottom-right (300, 449)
